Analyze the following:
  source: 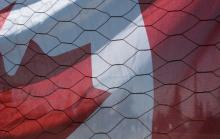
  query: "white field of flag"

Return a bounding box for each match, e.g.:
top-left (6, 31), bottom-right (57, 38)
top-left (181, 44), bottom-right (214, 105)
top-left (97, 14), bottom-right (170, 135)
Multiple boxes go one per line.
top-left (0, 0), bottom-right (154, 139)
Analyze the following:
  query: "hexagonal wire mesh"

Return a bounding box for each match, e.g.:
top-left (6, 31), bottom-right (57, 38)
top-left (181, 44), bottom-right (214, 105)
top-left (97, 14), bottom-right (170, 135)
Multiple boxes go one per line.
top-left (0, 0), bottom-right (220, 139)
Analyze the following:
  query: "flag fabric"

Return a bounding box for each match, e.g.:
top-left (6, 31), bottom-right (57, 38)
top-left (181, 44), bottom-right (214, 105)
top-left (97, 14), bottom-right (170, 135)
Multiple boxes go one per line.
top-left (140, 0), bottom-right (220, 138)
top-left (0, 0), bottom-right (220, 139)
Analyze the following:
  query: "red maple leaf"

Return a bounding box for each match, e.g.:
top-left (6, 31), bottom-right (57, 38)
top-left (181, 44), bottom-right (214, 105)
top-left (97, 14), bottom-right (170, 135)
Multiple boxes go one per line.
top-left (0, 3), bottom-right (110, 139)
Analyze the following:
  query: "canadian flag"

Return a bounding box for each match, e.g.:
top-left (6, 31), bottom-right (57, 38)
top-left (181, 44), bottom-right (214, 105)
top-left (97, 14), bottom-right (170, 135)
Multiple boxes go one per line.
top-left (0, 0), bottom-right (220, 139)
